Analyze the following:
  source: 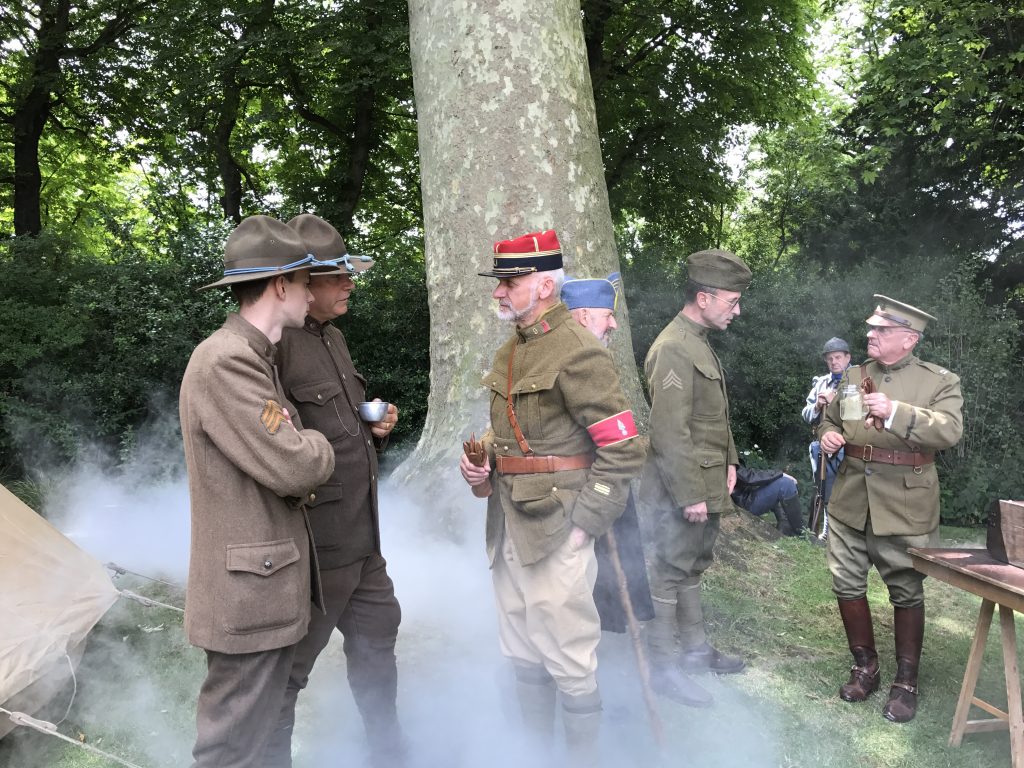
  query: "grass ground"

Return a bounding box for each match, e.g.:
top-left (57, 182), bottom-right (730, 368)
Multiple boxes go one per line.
top-left (0, 519), bottom-right (1019, 768)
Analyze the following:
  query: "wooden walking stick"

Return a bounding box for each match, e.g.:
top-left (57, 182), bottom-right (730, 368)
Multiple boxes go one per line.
top-left (605, 527), bottom-right (664, 747)
top-left (462, 433), bottom-right (492, 498)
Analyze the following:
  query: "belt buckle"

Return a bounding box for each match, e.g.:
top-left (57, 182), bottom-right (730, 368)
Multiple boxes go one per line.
top-left (862, 444), bottom-right (873, 463)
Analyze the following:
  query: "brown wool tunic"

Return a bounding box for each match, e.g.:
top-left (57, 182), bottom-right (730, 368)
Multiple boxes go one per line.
top-left (277, 317), bottom-right (383, 569)
top-left (179, 313), bottom-right (334, 654)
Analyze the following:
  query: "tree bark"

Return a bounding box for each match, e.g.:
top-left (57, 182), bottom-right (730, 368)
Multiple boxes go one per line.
top-left (398, 0), bottom-right (647, 532)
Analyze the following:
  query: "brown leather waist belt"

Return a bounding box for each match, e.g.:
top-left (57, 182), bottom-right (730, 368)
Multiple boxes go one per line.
top-left (845, 444), bottom-right (935, 467)
top-left (495, 453), bottom-right (594, 474)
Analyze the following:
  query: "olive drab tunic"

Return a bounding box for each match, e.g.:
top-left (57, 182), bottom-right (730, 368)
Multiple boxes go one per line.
top-left (481, 303), bottom-right (645, 567)
top-left (640, 314), bottom-right (739, 515)
top-left (821, 354), bottom-right (963, 536)
top-left (276, 318), bottom-right (386, 570)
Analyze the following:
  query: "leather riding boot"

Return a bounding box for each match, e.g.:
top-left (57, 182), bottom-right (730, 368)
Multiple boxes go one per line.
top-left (883, 605), bottom-right (925, 723)
top-left (676, 583), bottom-right (745, 674)
top-left (647, 595), bottom-right (713, 706)
top-left (561, 690), bottom-right (601, 768)
top-left (781, 494), bottom-right (804, 536)
top-left (513, 664), bottom-right (556, 745)
top-left (837, 597), bottom-right (879, 702)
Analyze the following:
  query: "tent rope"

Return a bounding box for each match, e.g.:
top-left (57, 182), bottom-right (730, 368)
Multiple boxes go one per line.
top-left (117, 589), bottom-right (184, 614)
top-left (0, 706), bottom-right (148, 768)
top-left (54, 653), bottom-right (77, 727)
top-left (105, 562), bottom-right (179, 589)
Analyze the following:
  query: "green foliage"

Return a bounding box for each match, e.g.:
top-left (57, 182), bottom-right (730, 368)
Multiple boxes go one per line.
top-left (0, 227), bottom-right (230, 474)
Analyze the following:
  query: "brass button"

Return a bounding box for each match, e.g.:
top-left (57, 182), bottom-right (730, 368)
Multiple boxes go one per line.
top-left (531, 384), bottom-right (536, 389)
top-left (263, 560), bottom-right (273, 569)
top-left (552, 486), bottom-right (558, 492)
top-left (309, 493), bottom-right (316, 502)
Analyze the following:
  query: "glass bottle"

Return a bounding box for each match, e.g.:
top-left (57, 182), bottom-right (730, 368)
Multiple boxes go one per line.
top-left (839, 384), bottom-right (867, 421)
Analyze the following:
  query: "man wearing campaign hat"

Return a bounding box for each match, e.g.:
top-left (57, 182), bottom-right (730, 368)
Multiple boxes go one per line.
top-left (803, 336), bottom-right (854, 538)
top-left (264, 214), bottom-right (403, 767)
top-left (562, 273), bottom-right (655, 633)
top-left (639, 248), bottom-right (752, 708)
top-left (820, 295), bottom-right (962, 723)
top-left (180, 215), bottom-right (336, 767)
top-left (459, 231), bottom-right (644, 763)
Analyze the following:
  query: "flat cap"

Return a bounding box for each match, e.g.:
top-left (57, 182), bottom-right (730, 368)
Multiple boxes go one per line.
top-left (866, 295), bottom-right (936, 334)
top-left (562, 272), bottom-right (620, 311)
top-left (822, 337), bottom-right (850, 355)
top-left (687, 249), bottom-right (751, 292)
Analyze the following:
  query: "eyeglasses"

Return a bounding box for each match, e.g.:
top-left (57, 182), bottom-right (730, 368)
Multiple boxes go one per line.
top-left (869, 325), bottom-right (915, 337)
top-left (703, 291), bottom-right (740, 310)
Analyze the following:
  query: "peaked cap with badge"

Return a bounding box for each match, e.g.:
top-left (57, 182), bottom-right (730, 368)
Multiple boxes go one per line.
top-left (287, 213), bottom-right (374, 276)
top-left (479, 229), bottom-right (563, 278)
top-left (562, 272), bottom-right (621, 311)
top-left (687, 248), bottom-right (752, 292)
top-left (865, 294), bottom-right (936, 334)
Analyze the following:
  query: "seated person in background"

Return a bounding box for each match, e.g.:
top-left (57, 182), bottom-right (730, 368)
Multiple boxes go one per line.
top-left (731, 466), bottom-right (803, 536)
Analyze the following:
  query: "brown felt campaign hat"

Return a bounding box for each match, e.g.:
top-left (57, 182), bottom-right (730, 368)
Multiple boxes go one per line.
top-left (200, 215), bottom-right (320, 290)
top-left (287, 214), bottom-right (374, 276)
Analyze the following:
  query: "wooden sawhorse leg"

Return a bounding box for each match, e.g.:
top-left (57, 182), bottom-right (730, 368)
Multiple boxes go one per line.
top-left (948, 599), bottom-right (1024, 768)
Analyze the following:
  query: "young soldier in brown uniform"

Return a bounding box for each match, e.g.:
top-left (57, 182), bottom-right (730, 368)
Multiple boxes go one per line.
top-left (640, 249), bottom-right (751, 708)
top-left (180, 215), bottom-right (336, 768)
top-left (820, 295), bottom-right (963, 723)
top-left (458, 231), bottom-right (644, 763)
top-left (263, 215), bottom-right (403, 767)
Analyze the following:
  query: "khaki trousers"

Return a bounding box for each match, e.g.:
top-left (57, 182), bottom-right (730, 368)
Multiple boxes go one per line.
top-left (827, 516), bottom-right (938, 607)
top-left (492, 532), bottom-right (600, 697)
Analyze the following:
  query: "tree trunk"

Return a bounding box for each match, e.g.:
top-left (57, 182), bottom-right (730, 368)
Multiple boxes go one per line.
top-left (397, 0), bottom-right (647, 533)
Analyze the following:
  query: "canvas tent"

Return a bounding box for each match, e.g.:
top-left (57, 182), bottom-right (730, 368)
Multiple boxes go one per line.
top-left (0, 482), bottom-right (118, 739)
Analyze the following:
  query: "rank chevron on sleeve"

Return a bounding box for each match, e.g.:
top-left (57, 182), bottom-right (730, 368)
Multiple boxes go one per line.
top-left (662, 369), bottom-right (684, 390)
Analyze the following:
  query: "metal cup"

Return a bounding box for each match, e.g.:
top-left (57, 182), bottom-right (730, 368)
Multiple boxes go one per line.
top-left (358, 401), bottom-right (389, 422)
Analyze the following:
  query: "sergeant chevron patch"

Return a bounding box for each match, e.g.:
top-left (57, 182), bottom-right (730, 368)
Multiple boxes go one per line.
top-left (662, 369), bottom-right (684, 390)
top-left (261, 399), bottom-right (286, 435)
top-left (593, 482), bottom-right (611, 496)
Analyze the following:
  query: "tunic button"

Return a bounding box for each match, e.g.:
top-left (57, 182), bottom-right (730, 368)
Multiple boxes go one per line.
top-left (263, 560), bottom-right (273, 569)
top-left (531, 384), bottom-right (536, 389)
top-left (884, 376), bottom-right (892, 382)
top-left (367, 439), bottom-right (372, 445)
top-left (372, 475), bottom-right (376, 482)
top-left (552, 486), bottom-right (558, 492)
top-left (309, 493), bottom-right (316, 502)
top-left (342, 374), bottom-right (347, 380)
top-left (503, 445), bottom-right (509, 451)
top-left (317, 393), bottom-right (322, 400)
top-left (865, 468), bottom-right (873, 476)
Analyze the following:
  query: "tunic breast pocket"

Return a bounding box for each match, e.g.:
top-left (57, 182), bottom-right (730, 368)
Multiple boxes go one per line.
top-left (509, 370), bottom-right (561, 440)
top-left (289, 380), bottom-right (359, 441)
top-left (692, 359), bottom-right (725, 420)
top-left (222, 539), bottom-right (303, 634)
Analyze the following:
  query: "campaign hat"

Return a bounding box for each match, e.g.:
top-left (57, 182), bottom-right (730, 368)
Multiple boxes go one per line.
top-left (287, 214), bottom-right (374, 276)
top-left (866, 295), bottom-right (936, 334)
top-left (479, 230), bottom-right (563, 278)
top-left (686, 249), bottom-right (752, 292)
top-left (201, 215), bottom-right (324, 290)
top-left (562, 272), bottom-right (621, 311)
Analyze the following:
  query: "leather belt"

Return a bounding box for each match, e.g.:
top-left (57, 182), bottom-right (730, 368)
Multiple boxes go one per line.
top-left (845, 443), bottom-right (934, 467)
top-left (495, 453), bottom-right (594, 474)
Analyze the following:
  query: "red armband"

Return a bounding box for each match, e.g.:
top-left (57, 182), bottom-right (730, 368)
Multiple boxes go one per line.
top-left (587, 410), bottom-right (638, 448)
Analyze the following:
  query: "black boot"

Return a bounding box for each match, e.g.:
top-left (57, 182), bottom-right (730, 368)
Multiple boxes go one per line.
top-left (837, 597), bottom-right (880, 702)
top-left (780, 494), bottom-right (804, 536)
top-left (883, 605), bottom-right (924, 723)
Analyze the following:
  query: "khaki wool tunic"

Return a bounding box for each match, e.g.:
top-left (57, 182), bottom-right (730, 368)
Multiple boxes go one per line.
top-left (821, 354), bottom-right (963, 536)
top-left (179, 313), bottom-right (335, 654)
top-left (640, 314), bottom-right (739, 515)
top-left (482, 303), bottom-right (645, 566)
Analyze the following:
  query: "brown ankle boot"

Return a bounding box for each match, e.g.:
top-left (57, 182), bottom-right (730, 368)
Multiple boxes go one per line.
top-left (837, 597), bottom-right (879, 702)
top-left (883, 605), bottom-right (924, 723)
